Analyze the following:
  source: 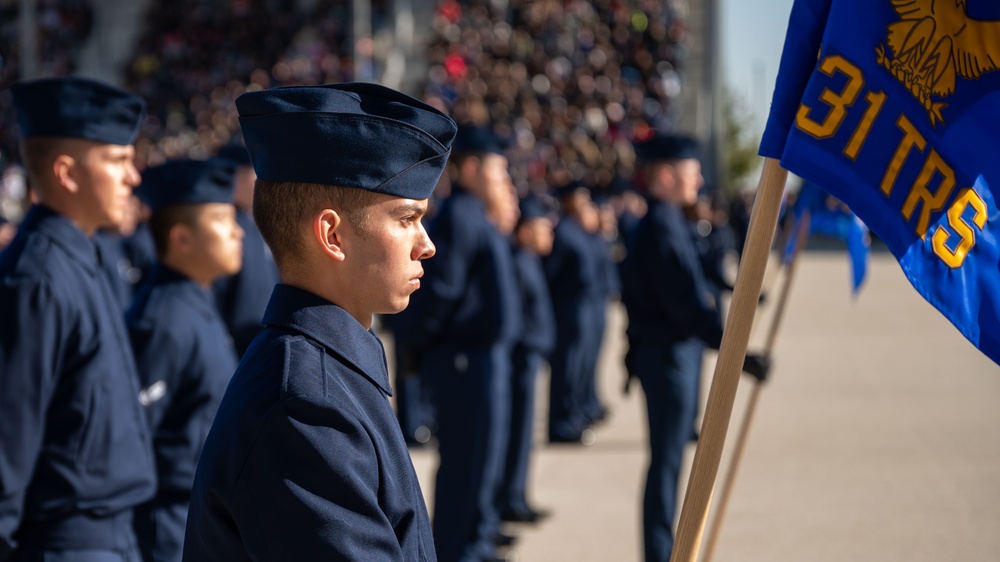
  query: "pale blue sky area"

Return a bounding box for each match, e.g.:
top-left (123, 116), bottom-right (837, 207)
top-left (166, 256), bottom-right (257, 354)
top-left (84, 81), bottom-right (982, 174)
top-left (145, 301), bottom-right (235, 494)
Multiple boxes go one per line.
top-left (721, 0), bottom-right (796, 136)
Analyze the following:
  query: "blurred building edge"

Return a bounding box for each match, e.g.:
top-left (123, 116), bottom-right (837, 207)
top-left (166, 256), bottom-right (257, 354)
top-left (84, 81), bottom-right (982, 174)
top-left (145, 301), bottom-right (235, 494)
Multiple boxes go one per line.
top-left (673, 0), bottom-right (723, 191)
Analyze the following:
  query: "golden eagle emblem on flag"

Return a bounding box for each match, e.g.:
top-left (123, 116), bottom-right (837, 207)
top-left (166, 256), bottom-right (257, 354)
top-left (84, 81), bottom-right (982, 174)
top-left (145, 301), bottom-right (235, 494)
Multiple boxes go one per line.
top-left (875, 0), bottom-right (1000, 125)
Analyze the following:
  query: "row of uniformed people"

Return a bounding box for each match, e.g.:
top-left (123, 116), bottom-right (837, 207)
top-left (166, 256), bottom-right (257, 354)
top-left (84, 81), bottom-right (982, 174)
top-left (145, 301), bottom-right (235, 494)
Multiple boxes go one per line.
top-left (0, 76), bottom-right (458, 561)
top-left (91, 145), bottom-right (280, 358)
top-left (0, 75), bottom-right (277, 562)
top-left (392, 126), bottom-right (523, 562)
top-left (390, 128), bottom-right (761, 562)
top-left (390, 124), bottom-right (628, 561)
top-left (0, 74), bottom-right (764, 562)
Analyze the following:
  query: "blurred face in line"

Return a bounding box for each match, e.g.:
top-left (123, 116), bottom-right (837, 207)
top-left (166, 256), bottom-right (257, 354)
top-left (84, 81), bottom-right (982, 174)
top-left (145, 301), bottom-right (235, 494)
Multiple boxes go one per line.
top-left (173, 203), bottom-right (244, 285)
top-left (517, 216), bottom-right (555, 256)
top-left (579, 201), bottom-right (601, 234)
top-left (64, 141), bottom-right (141, 234)
top-left (486, 182), bottom-right (520, 236)
top-left (650, 157), bottom-right (703, 207)
top-left (472, 152), bottom-right (514, 199)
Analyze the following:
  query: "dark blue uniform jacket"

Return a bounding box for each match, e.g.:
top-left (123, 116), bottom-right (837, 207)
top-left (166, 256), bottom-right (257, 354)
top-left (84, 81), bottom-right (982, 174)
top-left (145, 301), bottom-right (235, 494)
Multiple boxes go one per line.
top-left (127, 265), bottom-right (237, 494)
top-left (400, 190), bottom-right (520, 354)
top-left (621, 200), bottom-right (723, 347)
top-left (512, 246), bottom-right (555, 357)
top-left (544, 218), bottom-right (602, 309)
top-left (213, 209), bottom-right (280, 357)
top-left (0, 205), bottom-right (156, 557)
top-left (183, 284), bottom-right (436, 561)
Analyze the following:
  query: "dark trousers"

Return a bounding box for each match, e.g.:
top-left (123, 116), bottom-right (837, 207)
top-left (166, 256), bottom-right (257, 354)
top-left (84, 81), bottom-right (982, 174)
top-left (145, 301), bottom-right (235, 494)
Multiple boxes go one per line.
top-left (496, 348), bottom-right (543, 513)
top-left (548, 303), bottom-right (590, 440)
top-left (427, 344), bottom-right (511, 562)
top-left (582, 298), bottom-right (608, 421)
top-left (134, 496), bottom-right (188, 562)
top-left (12, 511), bottom-right (142, 562)
top-left (633, 338), bottom-right (705, 562)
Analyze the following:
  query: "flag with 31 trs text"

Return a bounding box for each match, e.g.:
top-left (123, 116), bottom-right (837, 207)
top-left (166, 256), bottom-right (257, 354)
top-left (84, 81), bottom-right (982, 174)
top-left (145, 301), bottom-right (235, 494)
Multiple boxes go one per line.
top-left (760, 0), bottom-right (1000, 366)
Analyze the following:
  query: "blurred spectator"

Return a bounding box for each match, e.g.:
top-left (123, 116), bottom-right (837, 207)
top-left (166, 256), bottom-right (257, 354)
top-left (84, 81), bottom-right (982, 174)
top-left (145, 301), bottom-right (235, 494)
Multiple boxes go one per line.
top-left (422, 0), bottom-right (690, 199)
top-left (123, 0), bottom-right (391, 167)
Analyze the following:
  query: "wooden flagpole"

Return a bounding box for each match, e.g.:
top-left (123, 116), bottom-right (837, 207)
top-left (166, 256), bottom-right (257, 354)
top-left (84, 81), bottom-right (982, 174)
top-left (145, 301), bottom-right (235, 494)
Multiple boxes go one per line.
top-left (668, 157), bottom-right (787, 562)
top-left (701, 209), bottom-right (811, 562)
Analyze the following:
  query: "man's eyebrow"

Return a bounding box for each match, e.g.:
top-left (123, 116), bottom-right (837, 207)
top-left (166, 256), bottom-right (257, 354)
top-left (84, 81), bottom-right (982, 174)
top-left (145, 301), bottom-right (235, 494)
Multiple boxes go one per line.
top-left (393, 203), bottom-right (426, 216)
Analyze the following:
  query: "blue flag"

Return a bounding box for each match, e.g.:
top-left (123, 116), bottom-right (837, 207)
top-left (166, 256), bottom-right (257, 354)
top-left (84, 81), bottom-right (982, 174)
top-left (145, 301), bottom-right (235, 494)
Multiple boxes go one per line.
top-left (761, 0), bottom-right (1000, 366)
top-left (784, 182), bottom-right (871, 294)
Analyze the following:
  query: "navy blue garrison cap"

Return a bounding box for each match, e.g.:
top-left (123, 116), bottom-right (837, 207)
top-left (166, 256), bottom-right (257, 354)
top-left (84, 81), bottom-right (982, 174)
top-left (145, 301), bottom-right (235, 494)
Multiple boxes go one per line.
top-left (633, 133), bottom-right (701, 164)
top-left (216, 143), bottom-right (253, 167)
top-left (138, 159), bottom-right (236, 213)
top-left (11, 76), bottom-right (145, 145)
top-left (452, 125), bottom-right (507, 156)
top-left (236, 82), bottom-right (457, 200)
top-left (518, 194), bottom-right (551, 223)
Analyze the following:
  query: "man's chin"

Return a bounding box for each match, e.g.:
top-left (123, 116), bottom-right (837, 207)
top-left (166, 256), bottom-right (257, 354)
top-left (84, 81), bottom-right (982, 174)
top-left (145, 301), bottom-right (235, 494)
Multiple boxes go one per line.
top-left (381, 297), bottom-right (411, 315)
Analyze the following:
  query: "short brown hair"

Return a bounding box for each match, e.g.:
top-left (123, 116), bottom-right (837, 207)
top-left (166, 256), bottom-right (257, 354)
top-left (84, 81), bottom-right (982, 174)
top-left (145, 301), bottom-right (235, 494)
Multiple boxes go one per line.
top-left (19, 138), bottom-right (75, 187)
top-left (149, 204), bottom-right (201, 258)
top-left (252, 180), bottom-right (376, 268)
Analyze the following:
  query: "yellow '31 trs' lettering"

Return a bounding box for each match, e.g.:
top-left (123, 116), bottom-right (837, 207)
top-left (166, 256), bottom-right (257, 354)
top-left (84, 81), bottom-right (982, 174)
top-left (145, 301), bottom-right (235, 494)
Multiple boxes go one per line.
top-left (932, 188), bottom-right (988, 268)
top-left (796, 55), bottom-right (864, 139)
top-left (794, 53), bottom-right (989, 269)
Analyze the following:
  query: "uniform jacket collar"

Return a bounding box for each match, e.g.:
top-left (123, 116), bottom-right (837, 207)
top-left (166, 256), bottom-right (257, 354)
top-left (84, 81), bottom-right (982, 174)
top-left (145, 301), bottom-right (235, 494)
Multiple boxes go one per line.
top-left (148, 264), bottom-right (219, 320)
top-left (262, 284), bottom-right (392, 396)
top-left (21, 204), bottom-right (100, 275)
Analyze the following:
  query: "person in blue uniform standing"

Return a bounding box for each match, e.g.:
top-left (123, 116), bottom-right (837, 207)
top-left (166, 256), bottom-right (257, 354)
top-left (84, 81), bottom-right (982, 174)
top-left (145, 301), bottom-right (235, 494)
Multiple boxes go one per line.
top-left (212, 142), bottom-right (280, 357)
top-left (582, 196), bottom-right (619, 426)
top-left (621, 134), bottom-right (720, 562)
top-left (399, 125), bottom-right (521, 562)
top-left (0, 76), bottom-right (156, 561)
top-left (182, 82), bottom-right (455, 561)
top-left (126, 158), bottom-right (244, 562)
top-left (496, 194), bottom-right (556, 525)
top-left (544, 181), bottom-right (602, 444)
top-left (621, 134), bottom-right (770, 561)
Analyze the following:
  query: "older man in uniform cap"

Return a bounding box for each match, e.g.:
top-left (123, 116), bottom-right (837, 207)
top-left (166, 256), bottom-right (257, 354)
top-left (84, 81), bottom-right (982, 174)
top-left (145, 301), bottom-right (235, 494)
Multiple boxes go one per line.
top-left (212, 142), bottom-right (280, 357)
top-left (126, 158), bottom-right (244, 562)
top-left (397, 124), bottom-right (521, 562)
top-left (0, 77), bottom-right (156, 560)
top-left (182, 83), bottom-right (455, 561)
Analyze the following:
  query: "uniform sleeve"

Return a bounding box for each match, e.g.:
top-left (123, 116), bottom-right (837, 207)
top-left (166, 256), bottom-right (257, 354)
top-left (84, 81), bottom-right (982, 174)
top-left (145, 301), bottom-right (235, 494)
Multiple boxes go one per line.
top-left (129, 321), bottom-right (184, 428)
top-left (0, 281), bottom-right (66, 558)
top-left (232, 399), bottom-right (404, 561)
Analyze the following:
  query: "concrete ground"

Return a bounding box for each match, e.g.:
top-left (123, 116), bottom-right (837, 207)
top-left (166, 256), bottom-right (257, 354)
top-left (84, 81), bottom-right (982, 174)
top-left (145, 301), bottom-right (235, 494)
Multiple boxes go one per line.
top-left (401, 251), bottom-right (1000, 561)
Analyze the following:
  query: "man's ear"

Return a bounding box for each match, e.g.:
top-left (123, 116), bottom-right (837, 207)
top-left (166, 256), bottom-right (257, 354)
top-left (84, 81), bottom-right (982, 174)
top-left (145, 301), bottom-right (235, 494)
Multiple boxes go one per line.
top-left (169, 223), bottom-right (195, 255)
top-left (52, 154), bottom-right (81, 194)
top-left (314, 209), bottom-right (346, 262)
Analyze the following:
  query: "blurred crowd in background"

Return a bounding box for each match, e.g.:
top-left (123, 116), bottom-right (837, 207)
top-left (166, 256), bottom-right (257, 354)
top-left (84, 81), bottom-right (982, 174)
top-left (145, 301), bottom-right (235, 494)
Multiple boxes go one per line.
top-left (0, 0), bottom-right (757, 242)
